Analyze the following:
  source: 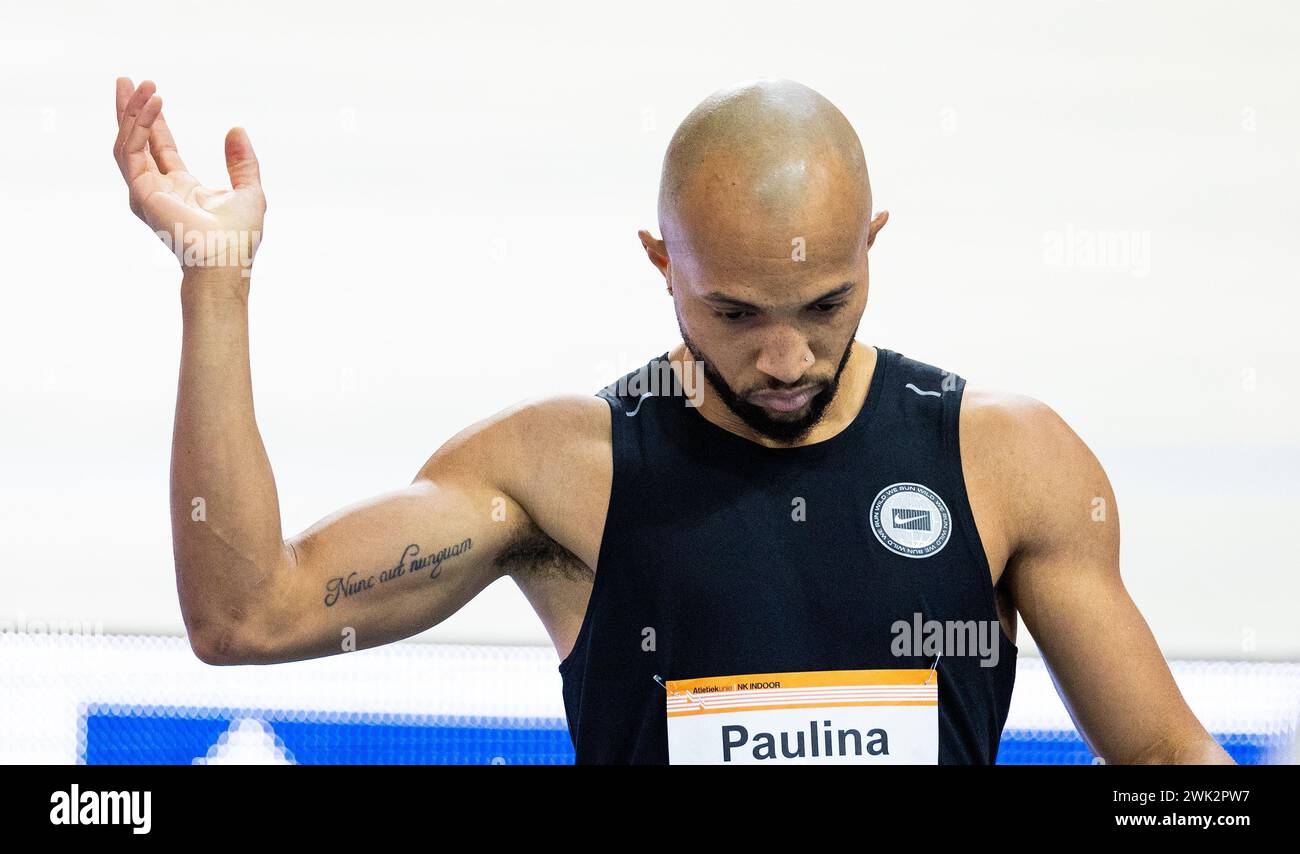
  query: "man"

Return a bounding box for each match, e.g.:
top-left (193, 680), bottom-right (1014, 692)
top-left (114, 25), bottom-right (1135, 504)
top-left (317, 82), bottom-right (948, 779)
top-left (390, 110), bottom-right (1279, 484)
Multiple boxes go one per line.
top-left (113, 75), bottom-right (1230, 764)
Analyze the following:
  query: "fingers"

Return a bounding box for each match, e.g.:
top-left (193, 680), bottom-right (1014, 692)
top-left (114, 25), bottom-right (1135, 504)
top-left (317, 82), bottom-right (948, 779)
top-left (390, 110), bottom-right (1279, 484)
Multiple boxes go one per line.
top-left (114, 79), bottom-right (160, 183)
top-left (114, 78), bottom-right (154, 143)
top-left (115, 77), bottom-right (132, 123)
top-left (223, 126), bottom-right (262, 191)
top-left (149, 111), bottom-right (188, 174)
top-left (126, 95), bottom-right (163, 178)
top-left (118, 78), bottom-right (161, 174)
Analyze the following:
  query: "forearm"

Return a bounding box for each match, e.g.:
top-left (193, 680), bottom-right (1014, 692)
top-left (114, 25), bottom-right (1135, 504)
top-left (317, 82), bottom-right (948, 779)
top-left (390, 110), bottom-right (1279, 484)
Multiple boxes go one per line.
top-left (1170, 739), bottom-right (1236, 765)
top-left (1127, 731), bottom-right (1236, 765)
top-left (170, 267), bottom-right (288, 650)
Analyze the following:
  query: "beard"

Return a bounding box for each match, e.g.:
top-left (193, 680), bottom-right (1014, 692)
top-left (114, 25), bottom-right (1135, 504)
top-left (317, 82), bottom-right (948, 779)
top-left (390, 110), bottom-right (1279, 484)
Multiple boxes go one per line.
top-left (679, 324), bottom-right (859, 444)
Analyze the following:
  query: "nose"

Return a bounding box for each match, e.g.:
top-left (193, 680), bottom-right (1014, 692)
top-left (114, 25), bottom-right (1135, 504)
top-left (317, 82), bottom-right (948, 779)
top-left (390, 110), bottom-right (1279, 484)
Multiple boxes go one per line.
top-left (755, 327), bottom-right (815, 386)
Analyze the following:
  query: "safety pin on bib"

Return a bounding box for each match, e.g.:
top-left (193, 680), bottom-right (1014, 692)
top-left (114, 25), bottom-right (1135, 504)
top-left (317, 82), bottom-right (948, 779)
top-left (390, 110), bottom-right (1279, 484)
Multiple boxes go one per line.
top-left (654, 674), bottom-right (711, 710)
top-left (924, 653), bottom-right (941, 686)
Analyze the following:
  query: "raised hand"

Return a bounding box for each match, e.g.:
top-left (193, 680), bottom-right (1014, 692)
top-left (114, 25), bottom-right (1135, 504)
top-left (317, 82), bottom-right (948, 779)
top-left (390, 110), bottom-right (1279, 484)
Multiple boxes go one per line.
top-left (113, 77), bottom-right (266, 276)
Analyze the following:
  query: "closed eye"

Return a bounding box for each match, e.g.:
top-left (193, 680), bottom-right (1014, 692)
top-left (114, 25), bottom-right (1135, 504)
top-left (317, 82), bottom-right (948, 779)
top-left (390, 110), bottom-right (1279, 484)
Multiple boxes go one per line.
top-left (711, 299), bottom-right (847, 322)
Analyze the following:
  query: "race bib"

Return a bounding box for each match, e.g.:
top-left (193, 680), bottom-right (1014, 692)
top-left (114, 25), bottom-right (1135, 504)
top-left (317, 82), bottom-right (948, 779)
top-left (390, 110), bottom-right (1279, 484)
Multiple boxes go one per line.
top-left (665, 669), bottom-right (938, 764)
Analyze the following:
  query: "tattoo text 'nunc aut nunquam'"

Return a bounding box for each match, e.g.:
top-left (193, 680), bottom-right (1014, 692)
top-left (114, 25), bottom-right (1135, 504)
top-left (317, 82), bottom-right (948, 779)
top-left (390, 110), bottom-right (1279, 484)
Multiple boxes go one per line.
top-left (323, 539), bottom-right (473, 608)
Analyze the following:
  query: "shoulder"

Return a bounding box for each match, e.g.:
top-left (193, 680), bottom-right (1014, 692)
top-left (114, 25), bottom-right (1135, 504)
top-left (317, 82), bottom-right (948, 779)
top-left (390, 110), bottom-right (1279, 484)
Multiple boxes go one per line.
top-left (420, 394), bottom-right (611, 481)
top-left (960, 388), bottom-right (1081, 463)
top-left (959, 386), bottom-right (1115, 556)
top-left (415, 394), bottom-right (613, 567)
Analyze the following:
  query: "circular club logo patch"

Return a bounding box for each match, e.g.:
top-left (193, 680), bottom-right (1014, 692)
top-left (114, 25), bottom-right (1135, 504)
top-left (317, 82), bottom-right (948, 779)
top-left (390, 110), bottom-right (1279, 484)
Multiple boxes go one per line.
top-left (870, 482), bottom-right (951, 559)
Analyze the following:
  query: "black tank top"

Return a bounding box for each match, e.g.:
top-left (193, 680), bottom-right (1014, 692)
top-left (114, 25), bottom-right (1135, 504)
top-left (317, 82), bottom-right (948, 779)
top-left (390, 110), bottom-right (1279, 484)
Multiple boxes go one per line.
top-left (559, 346), bottom-right (1017, 763)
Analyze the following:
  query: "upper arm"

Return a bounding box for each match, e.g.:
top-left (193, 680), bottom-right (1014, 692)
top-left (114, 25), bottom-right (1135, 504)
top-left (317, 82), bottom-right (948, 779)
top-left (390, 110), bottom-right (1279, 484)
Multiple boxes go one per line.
top-left (206, 395), bottom-right (608, 665)
top-left (987, 394), bottom-right (1230, 764)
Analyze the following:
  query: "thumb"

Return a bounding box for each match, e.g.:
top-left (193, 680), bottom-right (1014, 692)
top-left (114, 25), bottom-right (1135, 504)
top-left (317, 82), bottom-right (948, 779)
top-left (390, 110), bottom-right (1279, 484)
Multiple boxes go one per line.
top-left (224, 126), bottom-right (261, 190)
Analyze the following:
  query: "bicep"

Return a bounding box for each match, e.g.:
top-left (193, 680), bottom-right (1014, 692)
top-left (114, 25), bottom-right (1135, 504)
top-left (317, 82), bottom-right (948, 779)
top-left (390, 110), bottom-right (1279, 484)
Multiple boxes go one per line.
top-left (1001, 401), bottom-right (1214, 763)
top-left (213, 394), bottom-right (608, 666)
top-left (231, 473), bottom-right (529, 664)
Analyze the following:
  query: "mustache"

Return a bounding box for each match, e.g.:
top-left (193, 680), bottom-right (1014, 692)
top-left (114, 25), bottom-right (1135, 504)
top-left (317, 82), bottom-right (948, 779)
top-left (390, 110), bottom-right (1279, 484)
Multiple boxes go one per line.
top-left (742, 377), bottom-right (830, 397)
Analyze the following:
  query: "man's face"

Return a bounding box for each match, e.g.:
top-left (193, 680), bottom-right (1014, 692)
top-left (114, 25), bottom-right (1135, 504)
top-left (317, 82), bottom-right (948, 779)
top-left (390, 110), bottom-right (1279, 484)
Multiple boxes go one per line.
top-left (653, 149), bottom-right (879, 443)
top-left (674, 261), bottom-right (867, 443)
top-left (680, 316), bottom-right (859, 443)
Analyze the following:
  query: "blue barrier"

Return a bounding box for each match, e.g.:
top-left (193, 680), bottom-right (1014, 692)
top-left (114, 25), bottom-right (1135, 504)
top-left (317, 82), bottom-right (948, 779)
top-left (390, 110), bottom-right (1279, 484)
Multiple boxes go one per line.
top-left (81, 705), bottom-right (1277, 765)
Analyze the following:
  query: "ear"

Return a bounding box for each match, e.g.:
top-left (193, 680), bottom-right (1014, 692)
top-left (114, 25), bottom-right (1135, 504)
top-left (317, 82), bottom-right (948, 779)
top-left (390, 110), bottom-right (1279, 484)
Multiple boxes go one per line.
top-left (638, 229), bottom-right (670, 279)
top-left (866, 209), bottom-right (889, 251)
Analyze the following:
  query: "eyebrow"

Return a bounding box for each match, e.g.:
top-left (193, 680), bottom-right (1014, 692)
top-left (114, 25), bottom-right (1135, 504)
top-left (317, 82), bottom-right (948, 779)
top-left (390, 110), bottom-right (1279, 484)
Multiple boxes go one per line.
top-left (702, 281), bottom-right (855, 311)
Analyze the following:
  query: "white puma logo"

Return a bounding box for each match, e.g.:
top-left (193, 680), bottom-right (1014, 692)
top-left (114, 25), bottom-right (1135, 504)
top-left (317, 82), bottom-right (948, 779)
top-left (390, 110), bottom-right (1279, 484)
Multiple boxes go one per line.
top-left (905, 383), bottom-right (941, 397)
top-left (627, 392), bottom-right (656, 416)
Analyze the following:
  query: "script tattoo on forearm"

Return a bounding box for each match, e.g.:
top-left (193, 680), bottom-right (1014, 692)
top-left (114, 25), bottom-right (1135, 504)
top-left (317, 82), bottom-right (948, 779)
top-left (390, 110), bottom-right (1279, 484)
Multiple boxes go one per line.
top-left (323, 538), bottom-right (473, 607)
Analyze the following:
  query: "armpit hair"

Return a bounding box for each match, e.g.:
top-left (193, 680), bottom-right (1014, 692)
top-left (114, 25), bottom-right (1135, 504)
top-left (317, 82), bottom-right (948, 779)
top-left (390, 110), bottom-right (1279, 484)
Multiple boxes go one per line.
top-left (494, 521), bottom-right (593, 583)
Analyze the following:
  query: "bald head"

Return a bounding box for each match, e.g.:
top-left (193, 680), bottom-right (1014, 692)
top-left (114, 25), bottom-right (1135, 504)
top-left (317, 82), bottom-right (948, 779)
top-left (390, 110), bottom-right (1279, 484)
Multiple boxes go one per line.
top-left (643, 80), bottom-right (883, 445)
top-left (657, 78), bottom-right (872, 260)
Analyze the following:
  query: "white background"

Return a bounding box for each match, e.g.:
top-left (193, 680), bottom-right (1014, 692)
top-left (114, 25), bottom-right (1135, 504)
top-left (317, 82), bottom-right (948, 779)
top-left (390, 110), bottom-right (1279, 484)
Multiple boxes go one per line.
top-left (1, 1), bottom-right (1297, 660)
